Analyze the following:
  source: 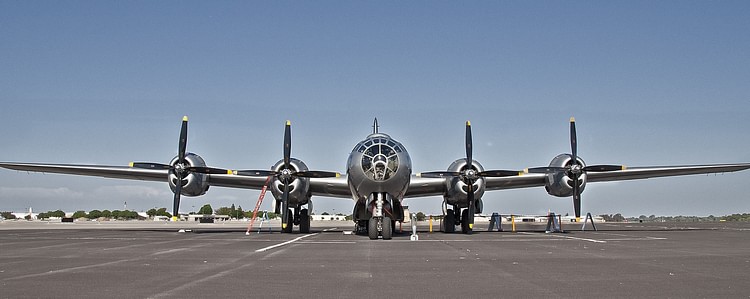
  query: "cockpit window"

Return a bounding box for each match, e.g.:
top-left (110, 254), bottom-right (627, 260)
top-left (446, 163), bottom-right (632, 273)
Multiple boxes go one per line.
top-left (361, 138), bottom-right (399, 181)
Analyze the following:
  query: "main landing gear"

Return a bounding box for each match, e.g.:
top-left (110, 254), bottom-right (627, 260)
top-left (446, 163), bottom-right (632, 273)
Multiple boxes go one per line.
top-left (281, 205), bottom-right (312, 234)
top-left (443, 207), bottom-right (474, 234)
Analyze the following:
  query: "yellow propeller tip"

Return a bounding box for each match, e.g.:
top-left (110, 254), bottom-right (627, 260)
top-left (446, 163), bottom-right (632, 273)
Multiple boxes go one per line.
top-left (286, 120), bottom-right (291, 126)
top-left (469, 223), bottom-right (473, 229)
top-left (570, 117), bottom-right (575, 122)
top-left (227, 170), bottom-right (234, 175)
top-left (622, 165), bottom-right (627, 170)
top-left (466, 120), bottom-right (471, 126)
top-left (183, 116), bottom-right (188, 121)
top-left (335, 173), bottom-right (341, 178)
top-left (128, 162), bottom-right (134, 167)
top-left (282, 223), bottom-right (287, 229)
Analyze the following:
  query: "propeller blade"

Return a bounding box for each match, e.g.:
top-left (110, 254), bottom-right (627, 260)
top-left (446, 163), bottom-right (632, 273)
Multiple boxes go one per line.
top-left (465, 121), bottom-right (473, 166)
top-left (281, 182), bottom-right (290, 231)
top-left (572, 170), bottom-right (582, 221)
top-left (233, 170), bottom-right (277, 177)
top-left (283, 120), bottom-right (291, 170)
top-left (417, 171), bottom-right (460, 178)
top-left (569, 117), bottom-right (577, 162)
top-left (178, 116), bottom-right (188, 164)
top-left (173, 174), bottom-right (183, 220)
top-left (294, 171), bottom-right (341, 178)
top-left (130, 162), bottom-right (171, 170)
top-left (524, 167), bottom-right (566, 174)
top-left (187, 166), bottom-right (232, 175)
top-left (479, 170), bottom-right (522, 177)
top-left (467, 181), bottom-right (475, 232)
top-left (584, 165), bottom-right (626, 172)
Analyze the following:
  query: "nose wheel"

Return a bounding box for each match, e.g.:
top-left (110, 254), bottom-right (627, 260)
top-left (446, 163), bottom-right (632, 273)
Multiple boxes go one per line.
top-left (367, 216), bottom-right (392, 240)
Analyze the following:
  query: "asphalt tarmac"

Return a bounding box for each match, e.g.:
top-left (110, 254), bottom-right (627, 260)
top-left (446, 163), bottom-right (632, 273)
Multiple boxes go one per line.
top-left (1, 220), bottom-right (749, 298)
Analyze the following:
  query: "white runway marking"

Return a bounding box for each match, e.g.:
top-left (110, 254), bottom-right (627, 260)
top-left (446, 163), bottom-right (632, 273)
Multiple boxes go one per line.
top-left (255, 233), bottom-right (317, 252)
top-left (519, 232), bottom-right (607, 243)
top-left (300, 241), bottom-right (356, 244)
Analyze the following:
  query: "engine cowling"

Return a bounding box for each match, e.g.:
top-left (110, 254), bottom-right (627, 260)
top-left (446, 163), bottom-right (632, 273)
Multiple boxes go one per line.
top-left (443, 159), bottom-right (486, 211)
top-left (269, 158), bottom-right (311, 206)
top-left (168, 153), bottom-right (209, 197)
top-left (544, 154), bottom-right (587, 197)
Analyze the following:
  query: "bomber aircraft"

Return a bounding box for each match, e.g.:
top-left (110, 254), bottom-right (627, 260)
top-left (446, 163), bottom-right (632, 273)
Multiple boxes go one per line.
top-left (2, 116), bottom-right (749, 240)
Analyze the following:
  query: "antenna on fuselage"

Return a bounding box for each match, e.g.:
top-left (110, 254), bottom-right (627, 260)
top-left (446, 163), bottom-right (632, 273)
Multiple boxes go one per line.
top-left (372, 118), bottom-right (379, 134)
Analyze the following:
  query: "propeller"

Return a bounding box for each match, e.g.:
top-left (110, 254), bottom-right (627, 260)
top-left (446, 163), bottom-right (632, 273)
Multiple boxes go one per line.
top-left (191, 121), bottom-right (340, 231)
top-left (418, 121), bottom-right (521, 232)
top-left (241, 121), bottom-right (339, 231)
top-left (129, 116), bottom-right (191, 220)
top-left (524, 117), bottom-right (626, 221)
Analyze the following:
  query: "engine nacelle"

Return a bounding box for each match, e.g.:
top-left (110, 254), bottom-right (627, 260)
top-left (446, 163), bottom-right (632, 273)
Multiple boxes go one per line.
top-left (544, 154), bottom-right (587, 197)
top-left (269, 158), bottom-right (311, 206)
top-left (443, 159), bottom-right (486, 210)
top-left (168, 153), bottom-right (209, 197)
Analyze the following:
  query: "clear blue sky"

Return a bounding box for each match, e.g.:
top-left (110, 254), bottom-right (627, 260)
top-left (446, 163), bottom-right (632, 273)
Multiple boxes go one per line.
top-left (1, 1), bottom-right (749, 217)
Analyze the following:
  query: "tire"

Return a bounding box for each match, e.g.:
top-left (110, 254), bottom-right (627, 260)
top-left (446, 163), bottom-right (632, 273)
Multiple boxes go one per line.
top-left (444, 209), bottom-right (455, 233)
top-left (368, 217), bottom-right (378, 240)
top-left (461, 209), bottom-right (470, 234)
top-left (299, 209), bottom-right (310, 233)
top-left (283, 209), bottom-right (294, 233)
top-left (382, 217), bottom-right (392, 240)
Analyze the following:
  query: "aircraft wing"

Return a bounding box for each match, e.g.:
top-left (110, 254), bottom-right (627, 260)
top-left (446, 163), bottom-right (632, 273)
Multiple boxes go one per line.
top-left (405, 163), bottom-right (750, 198)
top-left (405, 176), bottom-right (446, 198)
top-left (483, 163), bottom-right (750, 190)
top-left (207, 174), bottom-right (352, 198)
top-left (584, 163), bottom-right (750, 182)
top-left (0, 162), bottom-right (168, 181)
top-left (0, 162), bottom-right (354, 198)
top-left (3, 162), bottom-right (749, 199)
